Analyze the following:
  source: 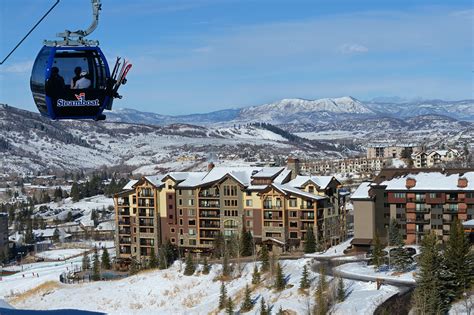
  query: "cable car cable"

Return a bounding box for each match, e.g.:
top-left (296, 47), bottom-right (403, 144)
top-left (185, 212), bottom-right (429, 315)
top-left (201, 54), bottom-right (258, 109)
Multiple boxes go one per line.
top-left (0, 0), bottom-right (60, 65)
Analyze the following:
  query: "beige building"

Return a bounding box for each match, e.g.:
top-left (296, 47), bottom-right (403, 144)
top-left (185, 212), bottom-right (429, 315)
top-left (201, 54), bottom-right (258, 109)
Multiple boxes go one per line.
top-left (115, 164), bottom-right (349, 264)
top-left (300, 157), bottom-right (388, 175)
top-left (367, 143), bottom-right (423, 159)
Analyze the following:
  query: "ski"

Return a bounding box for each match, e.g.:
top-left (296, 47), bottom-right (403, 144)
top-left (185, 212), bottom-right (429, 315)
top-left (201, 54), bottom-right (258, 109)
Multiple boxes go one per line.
top-left (112, 63), bottom-right (132, 98)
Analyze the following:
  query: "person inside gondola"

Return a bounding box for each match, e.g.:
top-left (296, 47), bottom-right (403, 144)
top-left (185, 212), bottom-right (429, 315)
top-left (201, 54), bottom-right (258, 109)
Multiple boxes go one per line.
top-left (74, 71), bottom-right (91, 89)
top-left (70, 66), bottom-right (82, 88)
top-left (45, 66), bottom-right (65, 97)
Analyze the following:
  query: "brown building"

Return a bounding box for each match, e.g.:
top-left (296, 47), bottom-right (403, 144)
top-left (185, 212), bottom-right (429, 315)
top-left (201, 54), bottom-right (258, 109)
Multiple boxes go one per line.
top-left (115, 166), bottom-right (348, 263)
top-left (351, 168), bottom-right (474, 249)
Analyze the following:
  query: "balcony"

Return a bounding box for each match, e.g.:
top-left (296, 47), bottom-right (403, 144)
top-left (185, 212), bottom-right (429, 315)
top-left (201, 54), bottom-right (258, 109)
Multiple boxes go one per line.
top-left (200, 221), bottom-right (220, 228)
top-left (139, 239), bottom-right (154, 246)
top-left (300, 204), bottom-right (314, 210)
top-left (138, 218), bottom-right (154, 227)
top-left (300, 214), bottom-right (315, 220)
top-left (200, 211), bottom-right (220, 218)
top-left (119, 209), bottom-right (130, 216)
top-left (263, 205), bottom-right (282, 210)
top-left (199, 201), bottom-right (220, 208)
top-left (446, 195), bottom-right (458, 202)
top-left (138, 200), bottom-right (154, 207)
top-left (200, 231), bottom-right (219, 238)
top-left (198, 191), bottom-right (220, 198)
top-left (118, 219), bottom-right (130, 225)
top-left (119, 228), bottom-right (131, 235)
top-left (119, 238), bottom-right (131, 244)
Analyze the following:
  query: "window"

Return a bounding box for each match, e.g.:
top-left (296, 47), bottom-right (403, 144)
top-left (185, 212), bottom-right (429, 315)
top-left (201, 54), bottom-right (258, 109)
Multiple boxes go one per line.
top-left (180, 239), bottom-right (184, 245)
top-left (308, 186), bottom-right (314, 193)
top-left (245, 210), bottom-right (252, 217)
top-left (171, 228), bottom-right (175, 233)
top-left (179, 219), bottom-right (183, 226)
top-left (171, 238), bottom-right (176, 243)
top-left (178, 189), bottom-right (182, 195)
top-left (394, 193), bottom-right (406, 199)
top-left (429, 192), bottom-right (440, 199)
top-left (188, 209), bottom-right (195, 216)
top-left (168, 195), bottom-right (173, 199)
top-left (189, 219), bottom-right (196, 226)
top-left (289, 221), bottom-right (298, 228)
top-left (179, 209), bottom-right (183, 216)
top-left (246, 200), bottom-right (253, 207)
top-left (168, 205), bottom-right (173, 210)
top-left (246, 220), bottom-right (252, 227)
top-left (189, 239), bottom-right (196, 246)
top-left (290, 211), bottom-right (297, 218)
top-left (188, 199), bottom-right (194, 206)
top-left (246, 191), bottom-right (251, 196)
top-left (189, 228), bottom-right (196, 236)
top-left (168, 185), bottom-right (172, 189)
top-left (178, 199), bottom-right (182, 205)
top-left (289, 198), bottom-right (297, 207)
top-left (289, 232), bottom-right (298, 238)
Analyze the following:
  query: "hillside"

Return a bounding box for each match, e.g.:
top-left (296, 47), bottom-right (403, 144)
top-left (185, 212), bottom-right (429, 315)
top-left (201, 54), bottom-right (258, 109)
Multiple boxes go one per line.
top-left (0, 104), bottom-right (344, 174)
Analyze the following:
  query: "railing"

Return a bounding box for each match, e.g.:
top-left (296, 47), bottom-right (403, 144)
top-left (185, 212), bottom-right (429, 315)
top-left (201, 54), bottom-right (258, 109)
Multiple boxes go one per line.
top-left (200, 211), bottom-right (220, 218)
top-left (199, 202), bottom-right (220, 208)
top-left (119, 229), bottom-right (131, 235)
top-left (263, 215), bottom-right (282, 220)
top-left (118, 220), bottom-right (130, 225)
top-left (119, 210), bottom-right (130, 216)
top-left (119, 238), bottom-right (131, 244)
top-left (198, 192), bottom-right (220, 198)
top-left (263, 205), bottom-right (282, 210)
top-left (300, 215), bottom-right (315, 220)
top-left (300, 205), bottom-right (314, 209)
top-left (200, 222), bottom-right (220, 228)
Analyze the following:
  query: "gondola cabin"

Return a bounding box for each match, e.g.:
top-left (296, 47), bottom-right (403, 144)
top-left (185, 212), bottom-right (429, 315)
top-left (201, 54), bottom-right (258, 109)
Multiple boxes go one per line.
top-left (30, 45), bottom-right (112, 120)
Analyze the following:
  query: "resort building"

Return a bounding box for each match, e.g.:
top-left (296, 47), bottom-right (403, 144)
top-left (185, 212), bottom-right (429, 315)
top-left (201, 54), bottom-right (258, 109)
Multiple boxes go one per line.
top-left (114, 164), bottom-right (348, 263)
top-left (351, 168), bottom-right (474, 250)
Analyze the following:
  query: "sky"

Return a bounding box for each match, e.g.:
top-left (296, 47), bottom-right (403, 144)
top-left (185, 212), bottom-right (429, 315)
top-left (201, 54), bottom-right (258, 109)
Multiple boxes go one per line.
top-left (0, 0), bottom-right (473, 115)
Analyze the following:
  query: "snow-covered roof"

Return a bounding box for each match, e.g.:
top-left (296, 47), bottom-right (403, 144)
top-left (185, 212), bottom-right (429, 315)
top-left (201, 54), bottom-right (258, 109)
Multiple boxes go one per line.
top-left (272, 183), bottom-right (326, 200)
top-left (123, 179), bottom-right (138, 190)
top-left (287, 175), bottom-right (334, 190)
top-left (274, 169), bottom-right (292, 184)
top-left (462, 219), bottom-right (474, 228)
top-left (351, 182), bottom-right (373, 200)
top-left (96, 220), bottom-right (115, 231)
top-left (381, 172), bottom-right (474, 191)
top-left (144, 175), bottom-right (165, 187)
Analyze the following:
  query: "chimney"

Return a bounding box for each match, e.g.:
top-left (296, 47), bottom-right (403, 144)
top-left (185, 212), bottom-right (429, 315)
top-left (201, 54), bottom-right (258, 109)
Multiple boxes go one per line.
top-left (287, 157), bottom-right (300, 179)
top-left (207, 162), bottom-right (215, 172)
top-left (458, 177), bottom-right (468, 188)
top-left (405, 177), bottom-right (416, 189)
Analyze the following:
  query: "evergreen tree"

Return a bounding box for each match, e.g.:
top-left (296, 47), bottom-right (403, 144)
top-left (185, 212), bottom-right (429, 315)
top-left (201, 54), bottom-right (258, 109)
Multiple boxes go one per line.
top-left (66, 211), bottom-right (73, 222)
top-left (392, 244), bottom-right (411, 272)
top-left (184, 253), bottom-right (195, 276)
top-left (318, 265), bottom-right (327, 291)
top-left (213, 232), bottom-right (225, 258)
top-left (71, 182), bottom-right (81, 202)
top-left (443, 217), bottom-right (474, 303)
top-left (388, 218), bottom-right (403, 246)
top-left (52, 229), bottom-right (60, 243)
top-left (304, 227), bottom-right (316, 253)
top-left (202, 257), bottom-right (210, 275)
top-left (158, 248), bottom-right (167, 269)
top-left (225, 297), bottom-right (234, 315)
top-left (260, 245), bottom-right (269, 272)
top-left (372, 233), bottom-right (384, 270)
top-left (92, 247), bottom-right (101, 281)
top-left (299, 264), bottom-right (310, 291)
top-left (276, 306), bottom-right (284, 315)
top-left (101, 247), bottom-right (111, 270)
top-left (240, 226), bottom-right (253, 257)
top-left (148, 247), bottom-right (158, 269)
top-left (219, 282), bottom-right (227, 310)
top-left (24, 219), bottom-right (35, 244)
top-left (260, 297), bottom-right (268, 315)
top-left (274, 262), bottom-right (286, 291)
top-left (82, 251), bottom-right (90, 270)
top-left (251, 264), bottom-right (261, 285)
top-left (222, 252), bottom-right (232, 278)
top-left (413, 232), bottom-right (444, 314)
top-left (337, 277), bottom-right (345, 302)
top-left (129, 259), bottom-right (139, 275)
top-left (240, 284), bottom-right (253, 312)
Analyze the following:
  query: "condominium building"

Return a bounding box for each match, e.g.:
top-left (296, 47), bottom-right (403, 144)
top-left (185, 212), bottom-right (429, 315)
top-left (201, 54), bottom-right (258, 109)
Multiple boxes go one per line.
top-left (300, 157), bottom-right (388, 175)
top-left (115, 165), bottom-right (348, 263)
top-left (412, 149), bottom-right (460, 168)
top-left (351, 168), bottom-right (474, 249)
top-left (367, 142), bottom-right (423, 159)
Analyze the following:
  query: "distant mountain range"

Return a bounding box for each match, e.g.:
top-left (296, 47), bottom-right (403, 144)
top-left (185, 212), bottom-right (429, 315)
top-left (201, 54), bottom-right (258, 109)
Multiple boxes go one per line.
top-left (107, 97), bottom-right (474, 126)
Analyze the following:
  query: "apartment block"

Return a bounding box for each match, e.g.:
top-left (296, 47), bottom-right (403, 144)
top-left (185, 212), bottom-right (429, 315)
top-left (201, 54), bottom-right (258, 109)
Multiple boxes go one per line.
top-left (300, 157), bottom-right (388, 175)
top-left (367, 142), bottom-right (423, 159)
top-left (115, 165), bottom-right (348, 263)
top-left (351, 168), bottom-right (474, 249)
top-left (412, 149), bottom-right (460, 168)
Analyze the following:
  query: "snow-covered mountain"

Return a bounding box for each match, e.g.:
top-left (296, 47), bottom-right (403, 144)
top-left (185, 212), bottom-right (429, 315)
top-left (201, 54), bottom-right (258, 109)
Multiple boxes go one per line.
top-left (107, 97), bottom-right (474, 127)
top-left (0, 104), bottom-right (344, 174)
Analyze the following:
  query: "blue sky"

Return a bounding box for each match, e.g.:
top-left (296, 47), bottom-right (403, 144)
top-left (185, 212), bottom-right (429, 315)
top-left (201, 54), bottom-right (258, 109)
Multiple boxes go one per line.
top-left (0, 0), bottom-right (472, 115)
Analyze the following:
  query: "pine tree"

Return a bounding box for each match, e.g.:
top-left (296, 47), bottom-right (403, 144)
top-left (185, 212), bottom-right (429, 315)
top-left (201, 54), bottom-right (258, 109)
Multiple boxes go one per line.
top-left (318, 265), bottom-right (327, 292)
top-left (315, 284), bottom-right (327, 315)
top-left (240, 226), bottom-right (253, 257)
top-left (337, 277), bottom-right (345, 302)
top-left (225, 296), bottom-right (234, 315)
top-left (299, 264), bottom-right (310, 291)
top-left (148, 247), bottom-right (158, 269)
top-left (222, 252), bottom-right (231, 278)
top-left (213, 232), bottom-right (225, 258)
top-left (260, 297), bottom-right (268, 315)
top-left (240, 284), bottom-right (253, 312)
top-left (202, 257), bottom-right (210, 275)
top-left (388, 218), bottom-right (403, 246)
top-left (274, 262), bottom-right (286, 291)
top-left (304, 227), bottom-right (316, 253)
top-left (219, 282), bottom-right (227, 310)
top-left (101, 247), bottom-right (111, 270)
top-left (252, 264), bottom-right (261, 285)
top-left (158, 248), bottom-right (167, 269)
top-left (443, 217), bottom-right (474, 303)
top-left (391, 243), bottom-right (411, 272)
top-left (129, 259), bottom-right (139, 275)
top-left (372, 233), bottom-right (384, 270)
top-left (276, 306), bottom-right (284, 315)
top-left (260, 245), bottom-right (269, 272)
top-left (82, 251), bottom-right (90, 271)
top-left (92, 247), bottom-right (101, 281)
top-left (71, 182), bottom-right (81, 202)
top-left (413, 232), bottom-right (444, 314)
top-left (184, 253), bottom-right (195, 276)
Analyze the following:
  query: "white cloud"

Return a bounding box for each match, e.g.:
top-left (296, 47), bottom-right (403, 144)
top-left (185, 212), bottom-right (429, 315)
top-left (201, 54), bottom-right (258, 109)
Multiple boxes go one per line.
top-left (1, 60), bottom-right (34, 74)
top-left (339, 43), bottom-right (369, 54)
